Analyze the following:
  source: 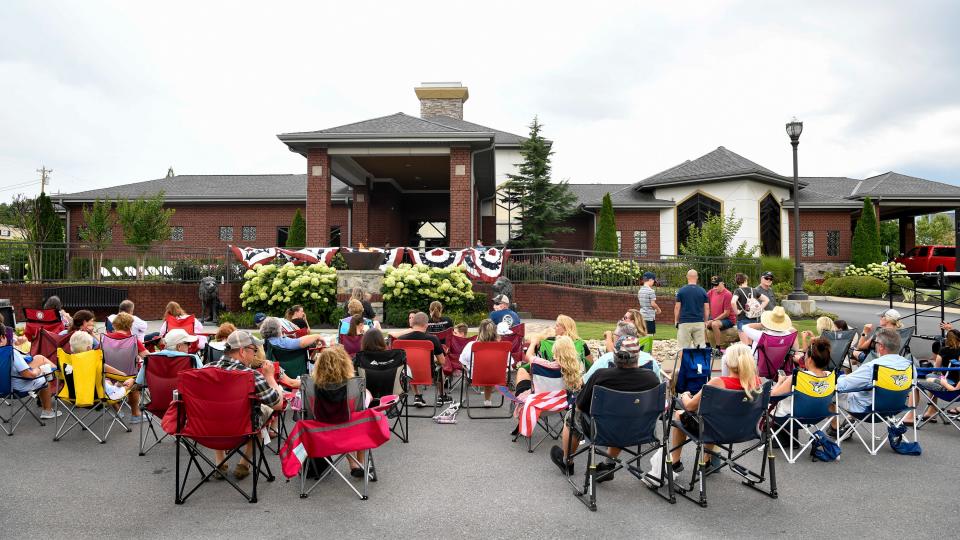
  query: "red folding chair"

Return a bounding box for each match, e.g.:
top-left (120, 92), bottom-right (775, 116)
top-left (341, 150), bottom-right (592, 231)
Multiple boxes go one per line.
top-left (22, 308), bottom-right (64, 343)
top-left (391, 340), bottom-right (437, 418)
top-left (139, 353), bottom-right (196, 456)
top-left (164, 315), bottom-right (201, 354)
top-left (443, 333), bottom-right (476, 391)
top-left (461, 341), bottom-right (513, 419)
top-left (173, 368), bottom-right (275, 504)
top-left (504, 323), bottom-right (526, 367)
top-left (431, 327), bottom-right (454, 348)
top-left (284, 326), bottom-right (311, 338)
top-left (338, 334), bottom-right (363, 358)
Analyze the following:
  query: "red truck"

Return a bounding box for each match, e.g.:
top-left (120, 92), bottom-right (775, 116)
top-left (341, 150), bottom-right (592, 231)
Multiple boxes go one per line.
top-left (895, 245), bottom-right (957, 274)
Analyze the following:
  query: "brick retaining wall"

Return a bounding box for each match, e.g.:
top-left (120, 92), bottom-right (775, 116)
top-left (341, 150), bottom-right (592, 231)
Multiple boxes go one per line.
top-left (478, 282), bottom-right (675, 323)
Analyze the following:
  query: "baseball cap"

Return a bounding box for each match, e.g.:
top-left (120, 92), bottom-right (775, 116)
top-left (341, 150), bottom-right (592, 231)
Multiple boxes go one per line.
top-left (493, 294), bottom-right (511, 305)
top-left (225, 330), bottom-right (263, 350)
top-left (877, 308), bottom-right (902, 321)
top-left (164, 329), bottom-right (199, 349)
top-left (253, 312), bottom-right (267, 325)
top-left (642, 272), bottom-right (656, 281)
top-left (710, 275), bottom-right (723, 286)
top-left (615, 335), bottom-right (641, 361)
top-left (761, 271), bottom-right (775, 280)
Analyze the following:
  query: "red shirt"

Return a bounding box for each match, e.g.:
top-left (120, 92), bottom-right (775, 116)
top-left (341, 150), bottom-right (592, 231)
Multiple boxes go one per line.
top-left (105, 331), bottom-right (146, 354)
top-left (719, 376), bottom-right (762, 390)
top-left (707, 288), bottom-right (735, 324)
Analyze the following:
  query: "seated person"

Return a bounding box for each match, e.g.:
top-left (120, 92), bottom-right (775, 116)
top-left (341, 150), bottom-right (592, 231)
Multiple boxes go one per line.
top-left (205, 331), bottom-right (284, 481)
top-left (741, 306), bottom-right (796, 354)
top-left (311, 345), bottom-right (374, 478)
top-left (770, 337), bottom-right (832, 425)
top-left (853, 309), bottom-right (902, 363)
top-left (551, 336), bottom-right (659, 479)
top-left (339, 300), bottom-right (377, 335)
top-left (69, 331), bottom-right (136, 406)
top-left (622, 309), bottom-right (648, 338)
top-left (426, 301), bottom-right (454, 334)
top-left (513, 335), bottom-right (583, 433)
top-left (159, 301), bottom-right (207, 349)
top-left (530, 315), bottom-right (593, 369)
top-left (669, 343), bottom-right (762, 473)
top-left (798, 316), bottom-right (836, 353)
top-left (1, 323), bottom-right (59, 419)
top-left (135, 329), bottom-right (203, 386)
top-left (916, 328), bottom-right (960, 419)
top-left (706, 276), bottom-right (736, 351)
top-left (397, 312), bottom-right (448, 407)
top-left (458, 319), bottom-right (500, 406)
top-left (344, 286), bottom-right (377, 321)
top-left (207, 322), bottom-right (237, 353)
top-left (104, 312), bottom-right (148, 358)
top-left (43, 295), bottom-right (73, 328)
top-left (836, 327), bottom-right (910, 429)
top-left (585, 322), bottom-right (660, 382)
top-left (260, 317), bottom-right (324, 351)
top-left (488, 294), bottom-right (521, 328)
top-left (452, 323), bottom-right (469, 338)
top-left (59, 310), bottom-right (101, 349)
top-left (280, 305), bottom-right (306, 334)
top-left (107, 300), bottom-right (148, 342)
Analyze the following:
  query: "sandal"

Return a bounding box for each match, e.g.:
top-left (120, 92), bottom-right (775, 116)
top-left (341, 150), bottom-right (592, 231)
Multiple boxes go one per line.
top-left (947, 408), bottom-right (960, 415)
top-left (214, 463), bottom-right (229, 480)
top-left (233, 462), bottom-right (251, 480)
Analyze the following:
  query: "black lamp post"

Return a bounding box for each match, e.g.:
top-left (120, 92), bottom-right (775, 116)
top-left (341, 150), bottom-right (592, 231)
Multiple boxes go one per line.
top-left (786, 117), bottom-right (807, 300)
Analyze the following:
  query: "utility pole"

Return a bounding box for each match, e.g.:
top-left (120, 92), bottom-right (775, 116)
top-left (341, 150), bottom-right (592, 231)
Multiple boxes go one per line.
top-left (37, 166), bottom-right (53, 194)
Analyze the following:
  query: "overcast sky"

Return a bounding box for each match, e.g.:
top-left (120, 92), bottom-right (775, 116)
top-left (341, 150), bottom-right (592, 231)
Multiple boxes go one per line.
top-left (1, 0), bottom-right (958, 200)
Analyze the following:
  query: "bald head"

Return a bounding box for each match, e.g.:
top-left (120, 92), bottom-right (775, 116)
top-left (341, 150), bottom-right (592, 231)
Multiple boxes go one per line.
top-left (687, 269), bottom-right (698, 284)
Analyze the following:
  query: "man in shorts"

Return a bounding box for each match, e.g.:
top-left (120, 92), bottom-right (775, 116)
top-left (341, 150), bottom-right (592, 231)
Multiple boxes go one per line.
top-left (674, 269), bottom-right (709, 349)
top-left (397, 312), bottom-right (449, 407)
top-left (637, 272), bottom-right (661, 335)
top-left (706, 276), bottom-right (736, 352)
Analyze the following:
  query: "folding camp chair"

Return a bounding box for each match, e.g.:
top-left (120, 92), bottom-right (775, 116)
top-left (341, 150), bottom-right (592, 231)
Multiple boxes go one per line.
top-left (822, 330), bottom-right (856, 373)
top-left (897, 327), bottom-right (915, 360)
top-left (638, 335), bottom-right (654, 354)
top-left (838, 365), bottom-right (917, 455)
top-left (0, 304), bottom-right (16, 329)
top-left (264, 342), bottom-right (310, 378)
top-left (505, 323), bottom-right (526, 367)
top-left (338, 334), bottom-right (363, 358)
top-left (443, 334), bottom-right (475, 393)
top-left (281, 376), bottom-right (394, 501)
top-left (670, 381), bottom-right (777, 507)
top-left (22, 308), bottom-right (63, 343)
top-left (355, 349), bottom-right (409, 443)
top-left (173, 368), bottom-right (275, 504)
top-left (916, 366), bottom-right (960, 433)
top-left (431, 327), bottom-right (453, 347)
top-left (565, 383), bottom-right (674, 510)
top-left (164, 315), bottom-right (201, 354)
top-left (392, 340), bottom-right (439, 418)
top-left (101, 334), bottom-right (139, 376)
top-left (511, 359), bottom-right (569, 452)
top-left (0, 345), bottom-right (50, 435)
top-left (462, 341), bottom-right (513, 419)
top-left (29, 328), bottom-right (70, 360)
top-left (53, 348), bottom-right (133, 444)
top-left (770, 371), bottom-right (838, 463)
top-left (754, 331), bottom-right (798, 380)
top-left (139, 353), bottom-right (196, 455)
top-left (671, 347), bottom-right (712, 397)
top-left (202, 343), bottom-right (225, 365)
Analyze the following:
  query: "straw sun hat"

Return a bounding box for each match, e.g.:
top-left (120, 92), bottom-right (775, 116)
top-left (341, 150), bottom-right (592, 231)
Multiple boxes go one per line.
top-left (760, 306), bottom-right (793, 332)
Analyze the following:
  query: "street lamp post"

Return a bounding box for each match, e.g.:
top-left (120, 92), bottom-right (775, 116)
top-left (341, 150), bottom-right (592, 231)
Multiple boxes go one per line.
top-left (786, 117), bottom-right (808, 300)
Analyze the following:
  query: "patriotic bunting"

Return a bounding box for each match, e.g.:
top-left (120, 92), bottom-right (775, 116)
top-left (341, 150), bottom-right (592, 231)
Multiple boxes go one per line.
top-left (278, 247), bottom-right (340, 265)
top-left (406, 247), bottom-right (464, 268)
top-left (462, 247), bottom-right (511, 283)
top-left (229, 246), bottom-right (280, 269)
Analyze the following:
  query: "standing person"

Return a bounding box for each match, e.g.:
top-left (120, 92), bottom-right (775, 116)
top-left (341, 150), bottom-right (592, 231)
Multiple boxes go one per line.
top-left (674, 269), bottom-right (709, 349)
top-left (344, 287), bottom-right (377, 321)
top-left (397, 312), bottom-right (449, 407)
top-left (107, 300), bottom-right (148, 342)
top-left (637, 272), bottom-right (661, 335)
top-left (489, 295), bottom-right (521, 328)
top-left (426, 301), bottom-right (454, 334)
top-left (732, 273), bottom-right (768, 344)
top-left (757, 271), bottom-right (777, 311)
top-left (706, 276), bottom-right (735, 353)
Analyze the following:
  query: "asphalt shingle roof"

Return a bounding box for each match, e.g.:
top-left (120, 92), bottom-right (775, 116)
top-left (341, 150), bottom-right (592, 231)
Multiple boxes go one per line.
top-left (632, 146), bottom-right (794, 190)
top-left (853, 171), bottom-right (960, 198)
top-left (566, 183), bottom-right (674, 208)
top-left (280, 112), bottom-right (525, 146)
top-left (57, 174), bottom-right (350, 203)
top-left (782, 177), bottom-right (863, 208)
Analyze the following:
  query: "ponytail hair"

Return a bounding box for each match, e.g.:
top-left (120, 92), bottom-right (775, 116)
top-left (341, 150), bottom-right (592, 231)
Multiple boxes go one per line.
top-left (347, 313), bottom-right (365, 337)
top-left (723, 343), bottom-right (761, 400)
top-left (429, 301), bottom-right (443, 323)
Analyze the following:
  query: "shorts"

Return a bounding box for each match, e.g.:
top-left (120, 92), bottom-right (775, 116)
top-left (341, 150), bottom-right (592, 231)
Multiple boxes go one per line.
top-left (514, 379), bottom-right (532, 396)
top-left (12, 376), bottom-right (46, 394)
top-left (715, 319), bottom-right (734, 330)
top-left (564, 408), bottom-right (593, 440)
top-left (258, 404), bottom-right (274, 429)
top-left (645, 320), bottom-right (656, 335)
top-left (917, 377), bottom-right (956, 392)
top-left (677, 322), bottom-right (706, 349)
top-left (737, 317), bottom-right (758, 330)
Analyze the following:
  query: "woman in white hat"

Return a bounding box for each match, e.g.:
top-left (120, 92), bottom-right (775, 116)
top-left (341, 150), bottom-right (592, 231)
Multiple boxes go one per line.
top-left (741, 306), bottom-right (796, 353)
top-left (853, 308), bottom-right (902, 363)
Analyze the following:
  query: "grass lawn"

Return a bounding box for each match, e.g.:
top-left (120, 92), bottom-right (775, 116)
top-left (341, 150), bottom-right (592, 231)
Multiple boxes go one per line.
top-left (575, 319), bottom-right (821, 341)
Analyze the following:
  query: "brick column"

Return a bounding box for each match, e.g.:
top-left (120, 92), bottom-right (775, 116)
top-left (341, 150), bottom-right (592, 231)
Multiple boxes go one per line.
top-left (306, 148), bottom-right (331, 246)
top-left (449, 147), bottom-right (472, 247)
top-left (352, 184), bottom-right (369, 247)
top-left (899, 218), bottom-right (915, 255)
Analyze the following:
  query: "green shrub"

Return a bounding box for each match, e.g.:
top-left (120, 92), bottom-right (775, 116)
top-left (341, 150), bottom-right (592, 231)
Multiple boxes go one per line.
top-left (382, 263), bottom-right (475, 319)
top-left (585, 257), bottom-right (643, 286)
top-left (760, 256), bottom-right (795, 286)
top-left (821, 276), bottom-right (887, 298)
top-left (843, 262), bottom-right (906, 281)
top-left (803, 280), bottom-right (822, 295)
top-left (851, 197), bottom-right (883, 267)
top-left (327, 306), bottom-right (346, 326)
top-left (218, 311), bottom-right (256, 329)
top-left (240, 262), bottom-right (338, 322)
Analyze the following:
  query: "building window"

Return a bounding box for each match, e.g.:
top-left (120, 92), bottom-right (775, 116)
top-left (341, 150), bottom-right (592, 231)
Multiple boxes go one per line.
top-left (634, 230), bottom-right (648, 256)
top-left (330, 226), bottom-right (341, 247)
top-left (495, 184), bottom-right (522, 245)
top-left (219, 226), bottom-right (233, 241)
top-left (616, 230), bottom-right (622, 253)
top-left (759, 194), bottom-right (782, 256)
top-left (276, 227), bottom-right (289, 247)
top-left (170, 226), bottom-right (184, 242)
top-left (677, 192), bottom-right (721, 249)
top-left (827, 230), bottom-right (840, 257)
top-left (241, 226), bottom-right (256, 241)
top-left (801, 231), bottom-right (815, 257)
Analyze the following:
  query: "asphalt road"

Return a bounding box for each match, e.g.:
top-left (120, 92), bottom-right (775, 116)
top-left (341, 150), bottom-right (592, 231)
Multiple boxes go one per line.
top-left (816, 299), bottom-right (954, 359)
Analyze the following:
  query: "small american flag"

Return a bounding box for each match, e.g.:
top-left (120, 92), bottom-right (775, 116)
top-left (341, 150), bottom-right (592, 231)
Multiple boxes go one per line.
top-left (518, 390), bottom-right (568, 437)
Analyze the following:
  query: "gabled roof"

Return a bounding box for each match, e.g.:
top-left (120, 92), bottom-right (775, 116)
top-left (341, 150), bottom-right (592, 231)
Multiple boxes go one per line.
top-left (278, 112), bottom-right (525, 146)
top-left (567, 183), bottom-right (674, 209)
top-left (56, 174), bottom-right (350, 204)
top-left (632, 146), bottom-right (798, 191)
top-left (853, 171), bottom-right (960, 199)
top-left (782, 177), bottom-right (863, 209)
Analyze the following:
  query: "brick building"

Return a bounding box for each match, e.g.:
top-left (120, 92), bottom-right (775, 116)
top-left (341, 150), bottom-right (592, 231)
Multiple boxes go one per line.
top-left (56, 83), bottom-right (960, 274)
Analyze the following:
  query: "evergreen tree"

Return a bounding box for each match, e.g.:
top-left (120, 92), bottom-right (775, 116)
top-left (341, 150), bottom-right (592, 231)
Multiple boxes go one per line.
top-left (851, 196), bottom-right (883, 267)
top-left (502, 117), bottom-right (576, 248)
top-left (287, 208), bottom-right (306, 248)
top-left (593, 193), bottom-right (618, 253)
top-left (116, 192), bottom-right (175, 279)
top-left (79, 198), bottom-right (116, 280)
top-left (35, 192), bottom-right (65, 279)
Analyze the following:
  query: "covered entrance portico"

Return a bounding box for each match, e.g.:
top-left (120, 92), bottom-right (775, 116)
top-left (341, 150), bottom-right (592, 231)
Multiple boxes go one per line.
top-left (875, 198), bottom-right (960, 270)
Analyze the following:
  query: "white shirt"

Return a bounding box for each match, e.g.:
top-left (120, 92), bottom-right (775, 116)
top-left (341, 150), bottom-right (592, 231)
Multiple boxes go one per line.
top-left (108, 313), bottom-right (149, 342)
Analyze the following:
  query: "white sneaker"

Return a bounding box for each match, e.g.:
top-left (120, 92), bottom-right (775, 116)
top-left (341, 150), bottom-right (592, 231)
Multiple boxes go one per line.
top-left (483, 399), bottom-right (493, 407)
top-left (40, 410), bottom-right (62, 419)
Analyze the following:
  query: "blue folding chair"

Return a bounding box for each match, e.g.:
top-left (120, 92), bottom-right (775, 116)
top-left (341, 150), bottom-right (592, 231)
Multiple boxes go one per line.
top-left (565, 383), bottom-right (674, 510)
top-left (838, 365), bottom-right (916, 455)
top-left (0, 345), bottom-right (50, 435)
top-left (916, 365), bottom-right (960, 433)
top-left (671, 348), bottom-right (712, 396)
top-left (670, 381), bottom-right (777, 507)
top-left (770, 371), bottom-right (837, 463)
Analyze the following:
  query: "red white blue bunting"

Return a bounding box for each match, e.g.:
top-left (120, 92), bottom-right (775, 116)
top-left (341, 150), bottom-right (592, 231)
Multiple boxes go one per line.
top-left (406, 247), bottom-right (464, 268)
top-left (230, 246), bottom-right (280, 269)
top-left (462, 247), bottom-right (511, 283)
top-left (278, 247), bottom-right (340, 265)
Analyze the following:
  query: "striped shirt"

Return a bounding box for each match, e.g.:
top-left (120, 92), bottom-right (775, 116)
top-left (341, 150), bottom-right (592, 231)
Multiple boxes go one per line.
top-left (204, 356), bottom-right (282, 409)
top-left (637, 285), bottom-right (657, 321)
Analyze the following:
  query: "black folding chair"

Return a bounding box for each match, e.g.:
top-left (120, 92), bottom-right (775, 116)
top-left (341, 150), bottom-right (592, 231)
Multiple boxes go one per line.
top-left (670, 381), bottom-right (777, 507)
top-left (821, 330), bottom-right (856, 373)
top-left (354, 349), bottom-right (409, 443)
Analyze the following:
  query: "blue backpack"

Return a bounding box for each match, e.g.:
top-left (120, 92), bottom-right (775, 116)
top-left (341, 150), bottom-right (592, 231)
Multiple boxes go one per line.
top-left (673, 348), bottom-right (712, 395)
top-left (809, 430), bottom-right (841, 462)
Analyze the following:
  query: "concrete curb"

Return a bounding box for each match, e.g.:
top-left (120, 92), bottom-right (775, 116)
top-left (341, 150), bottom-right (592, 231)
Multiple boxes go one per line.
top-left (810, 295), bottom-right (960, 315)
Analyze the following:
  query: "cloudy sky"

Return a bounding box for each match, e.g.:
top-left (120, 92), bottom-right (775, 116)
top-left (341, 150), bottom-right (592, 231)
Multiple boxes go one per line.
top-left (1, 0), bottom-right (958, 200)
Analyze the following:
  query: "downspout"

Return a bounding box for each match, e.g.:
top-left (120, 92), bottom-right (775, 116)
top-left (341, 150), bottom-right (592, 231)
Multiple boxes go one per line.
top-left (346, 196), bottom-right (353, 247)
top-left (471, 141), bottom-right (496, 246)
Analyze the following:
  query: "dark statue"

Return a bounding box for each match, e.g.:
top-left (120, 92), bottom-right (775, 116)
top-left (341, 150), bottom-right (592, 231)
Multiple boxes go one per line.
top-left (199, 276), bottom-right (225, 323)
top-left (492, 276), bottom-right (517, 311)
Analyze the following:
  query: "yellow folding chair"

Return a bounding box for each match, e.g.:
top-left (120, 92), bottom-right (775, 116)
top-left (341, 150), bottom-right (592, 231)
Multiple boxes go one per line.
top-left (839, 365), bottom-right (915, 455)
top-left (53, 348), bottom-right (133, 444)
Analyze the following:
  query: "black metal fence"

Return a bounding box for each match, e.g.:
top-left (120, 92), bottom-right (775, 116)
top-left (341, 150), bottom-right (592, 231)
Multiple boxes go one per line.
top-left (504, 248), bottom-right (761, 291)
top-left (0, 241), bottom-right (242, 283)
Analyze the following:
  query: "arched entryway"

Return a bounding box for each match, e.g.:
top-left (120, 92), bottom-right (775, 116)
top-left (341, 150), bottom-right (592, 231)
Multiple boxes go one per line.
top-left (759, 193), bottom-right (782, 256)
top-left (677, 192), bottom-right (722, 249)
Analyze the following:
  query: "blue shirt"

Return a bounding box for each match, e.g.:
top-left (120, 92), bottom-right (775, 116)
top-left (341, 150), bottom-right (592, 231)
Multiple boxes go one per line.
top-left (338, 318), bottom-right (372, 335)
top-left (268, 335), bottom-right (305, 350)
top-left (836, 353), bottom-right (912, 413)
top-left (675, 284), bottom-right (709, 324)
top-left (489, 309), bottom-right (521, 327)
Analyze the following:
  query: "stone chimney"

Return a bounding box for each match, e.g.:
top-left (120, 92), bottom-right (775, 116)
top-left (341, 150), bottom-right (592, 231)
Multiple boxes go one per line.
top-left (415, 81), bottom-right (469, 119)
